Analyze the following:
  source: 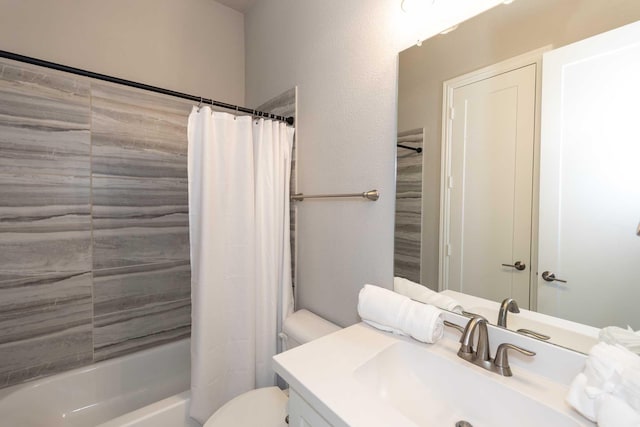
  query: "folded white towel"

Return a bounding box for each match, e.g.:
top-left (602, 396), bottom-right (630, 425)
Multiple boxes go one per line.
top-left (597, 394), bottom-right (640, 427)
top-left (357, 284), bottom-right (444, 344)
top-left (600, 326), bottom-right (640, 354)
top-left (566, 373), bottom-right (598, 422)
top-left (567, 342), bottom-right (640, 423)
top-left (393, 276), bottom-right (463, 313)
top-left (621, 366), bottom-right (640, 413)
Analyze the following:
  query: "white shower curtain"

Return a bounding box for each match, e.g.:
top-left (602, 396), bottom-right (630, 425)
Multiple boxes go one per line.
top-left (187, 107), bottom-right (294, 423)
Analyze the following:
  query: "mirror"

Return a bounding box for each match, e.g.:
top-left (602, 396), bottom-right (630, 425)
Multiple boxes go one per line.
top-left (395, 0), bottom-right (640, 353)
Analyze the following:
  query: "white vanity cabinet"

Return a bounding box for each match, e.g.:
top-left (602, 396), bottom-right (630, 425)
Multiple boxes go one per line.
top-left (287, 389), bottom-right (334, 427)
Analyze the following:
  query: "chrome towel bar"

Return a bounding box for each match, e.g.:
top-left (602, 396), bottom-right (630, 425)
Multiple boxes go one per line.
top-left (291, 189), bottom-right (379, 202)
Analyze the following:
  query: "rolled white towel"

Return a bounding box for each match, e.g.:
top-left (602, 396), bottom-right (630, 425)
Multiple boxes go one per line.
top-left (393, 276), bottom-right (463, 313)
top-left (600, 326), bottom-right (640, 354)
top-left (358, 284), bottom-right (444, 344)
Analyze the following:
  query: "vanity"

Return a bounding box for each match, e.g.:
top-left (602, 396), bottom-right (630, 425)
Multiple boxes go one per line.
top-left (274, 312), bottom-right (593, 427)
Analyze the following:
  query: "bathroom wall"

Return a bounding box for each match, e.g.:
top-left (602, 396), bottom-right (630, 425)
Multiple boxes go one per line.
top-left (0, 0), bottom-right (246, 388)
top-left (245, 0), bottom-right (503, 326)
top-left (0, 0), bottom-right (244, 105)
top-left (0, 57), bottom-right (194, 388)
top-left (0, 56), bottom-right (297, 388)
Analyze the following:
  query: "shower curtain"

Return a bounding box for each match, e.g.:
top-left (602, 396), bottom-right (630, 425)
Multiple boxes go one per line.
top-left (187, 107), bottom-right (295, 423)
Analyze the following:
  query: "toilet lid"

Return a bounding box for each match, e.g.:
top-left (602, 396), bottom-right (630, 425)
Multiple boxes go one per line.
top-left (204, 386), bottom-right (288, 427)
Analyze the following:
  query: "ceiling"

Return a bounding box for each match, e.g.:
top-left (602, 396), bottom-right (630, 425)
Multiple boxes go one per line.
top-left (215, 0), bottom-right (257, 13)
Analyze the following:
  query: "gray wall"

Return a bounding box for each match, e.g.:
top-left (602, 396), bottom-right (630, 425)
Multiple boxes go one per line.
top-left (244, 0), bottom-right (502, 326)
top-left (0, 57), bottom-right (298, 389)
top-left (0, 58), bottom-right (193, 388)
top-left (394, 129), bottom-right (423, 283)
top-left (0, 0), bottom-right (245, 105)
top-left (0, 0), bottom-right (245, 389)
top-left (398, 0), bottom-right (640, 290)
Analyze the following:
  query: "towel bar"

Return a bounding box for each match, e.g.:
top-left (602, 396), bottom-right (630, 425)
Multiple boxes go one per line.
top-left (291, 190), bottom-right (379, 202)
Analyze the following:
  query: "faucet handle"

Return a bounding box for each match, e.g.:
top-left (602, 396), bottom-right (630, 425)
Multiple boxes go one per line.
top-left (494, 343), bottom-right (536, 377)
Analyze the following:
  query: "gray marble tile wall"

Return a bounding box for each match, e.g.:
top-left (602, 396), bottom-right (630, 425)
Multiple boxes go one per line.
top-left (0, 59), bottom-right (93, 388)
top-left (256, 88), bottom-right (297, 290)
top-left (90, 83), bottom-right (192, 362)
top-left (0, 58), bottom-right (192, 387)
top-left (394, 129), bottom-right (424, 283)
top-left (0, 56), bottom-right (297, 388)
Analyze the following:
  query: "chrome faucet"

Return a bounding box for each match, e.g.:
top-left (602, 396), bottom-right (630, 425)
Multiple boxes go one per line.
top-left (497, 298), bottom-right (552, 341)
top-left (497, 298), bottom-right (520, 327)
top-left (457, 316), bottom-right (493, 369)
top-left (445, 315), bottom-right (536, 377)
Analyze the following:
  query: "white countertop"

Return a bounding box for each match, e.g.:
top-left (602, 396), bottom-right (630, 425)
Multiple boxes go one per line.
top-left (273, 322), bottom-right (594, 427)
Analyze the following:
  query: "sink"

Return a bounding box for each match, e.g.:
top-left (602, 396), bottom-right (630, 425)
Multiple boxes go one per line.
top-left (353, 341), bottom-right (582, 427)
top-left (274, 323), bottom-right (592, 427)
top-left (466, 306), bottom-right (598, 354)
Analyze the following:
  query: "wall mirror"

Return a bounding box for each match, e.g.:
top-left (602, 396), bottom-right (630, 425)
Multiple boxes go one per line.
top-left (395, 0), bottom-right (640, 354)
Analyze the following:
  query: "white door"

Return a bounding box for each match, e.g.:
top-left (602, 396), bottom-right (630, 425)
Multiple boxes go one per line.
top-left (538, 21), bottom-right (640, 329)
top-left (445, 64), bottom-right (536, 307)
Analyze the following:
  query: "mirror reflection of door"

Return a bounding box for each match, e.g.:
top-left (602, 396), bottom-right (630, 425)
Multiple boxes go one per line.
top-left (441, 57), bottom-right (537, 308)
top-left (538, 20), bottom-right (640, 329)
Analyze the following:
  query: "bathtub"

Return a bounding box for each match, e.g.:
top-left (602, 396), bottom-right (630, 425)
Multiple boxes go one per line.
top-left (0, 339), bottom-right (199, 427)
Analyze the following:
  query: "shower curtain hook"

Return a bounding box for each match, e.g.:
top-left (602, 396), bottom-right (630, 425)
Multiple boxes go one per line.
top-left (197, 97), bottom-right (203, 111)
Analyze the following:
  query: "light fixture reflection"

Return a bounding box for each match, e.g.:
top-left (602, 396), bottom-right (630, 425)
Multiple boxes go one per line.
top-left (440, 24), bottom-right (459, 35)
top-left (401, 0), bottom-right (431, 14)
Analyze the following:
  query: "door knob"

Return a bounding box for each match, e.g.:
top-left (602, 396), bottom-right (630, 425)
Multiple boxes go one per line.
top-left (501, 261), bottom-right (526, 271)
top-left (541, 271), bottom-right (567, 283)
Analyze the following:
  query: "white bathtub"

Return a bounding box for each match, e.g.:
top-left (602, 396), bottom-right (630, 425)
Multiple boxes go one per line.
top-left (0, 339), bottom-right (199, 427)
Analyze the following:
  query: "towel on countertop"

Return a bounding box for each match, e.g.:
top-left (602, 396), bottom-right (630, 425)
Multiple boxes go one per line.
top-left (357, 284), bottom-right (444, 344)
top-left (600, 326), bottom-right (640, 355)
top-left (567, 342), bottom-right (640, 424)
top-left (393, 276), bottom-right (463, 314)
top-left (597, 394), bottom-right (640, 427)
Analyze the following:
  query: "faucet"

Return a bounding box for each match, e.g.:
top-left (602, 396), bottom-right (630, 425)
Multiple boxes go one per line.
top-left (445, 315), bottom-right (536, 377)
top-left (497, 298), bottom-right (552, 341)
top-left (457, 316), bottom-right (493, 369)
top-left (497, 298), bottom-right (520, 327)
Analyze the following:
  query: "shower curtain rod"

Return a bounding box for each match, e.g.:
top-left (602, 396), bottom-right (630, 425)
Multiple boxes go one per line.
top-left (397, 144), bottom-right (422, 153)
top-left (0, 49), bottom-right (295, 126)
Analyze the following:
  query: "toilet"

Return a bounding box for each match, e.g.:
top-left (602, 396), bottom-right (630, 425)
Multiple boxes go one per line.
top-left (203, 309), bottom-right (341, 427)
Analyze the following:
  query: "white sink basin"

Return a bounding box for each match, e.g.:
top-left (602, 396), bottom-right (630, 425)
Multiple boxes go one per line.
top-left (354, 341), bottom-right (581, 427)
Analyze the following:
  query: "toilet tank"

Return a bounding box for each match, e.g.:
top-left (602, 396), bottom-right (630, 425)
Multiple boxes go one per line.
top-left (281, 309), bottom-right (341, 350)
